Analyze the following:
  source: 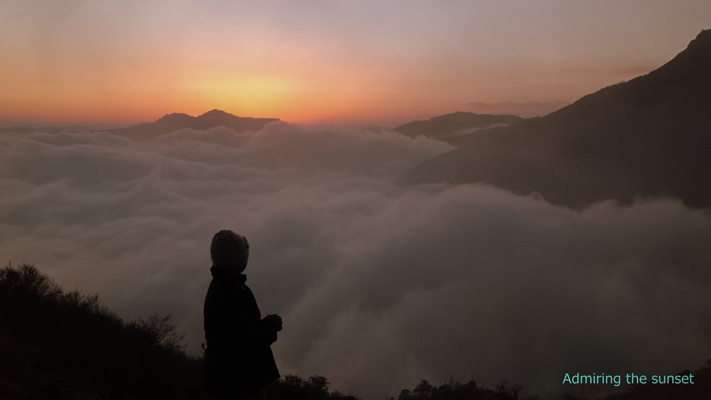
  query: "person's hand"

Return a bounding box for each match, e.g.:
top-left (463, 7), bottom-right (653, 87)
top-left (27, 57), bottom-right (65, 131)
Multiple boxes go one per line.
top-left (264, 314), bottom-right (283, 332)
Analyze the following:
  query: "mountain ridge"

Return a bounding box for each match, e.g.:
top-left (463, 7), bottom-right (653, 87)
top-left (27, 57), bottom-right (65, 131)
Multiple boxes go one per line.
top-left (108, 109), bottom-right (279, 139)
top-left (403, 29), bottom-right (711, 209)
top-left (393, 111), bottom-right (523, 147)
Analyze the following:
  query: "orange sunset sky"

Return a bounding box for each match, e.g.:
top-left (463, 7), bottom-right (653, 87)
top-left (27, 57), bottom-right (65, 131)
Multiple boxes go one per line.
top-left (2, 1), bottom-right (710, 127)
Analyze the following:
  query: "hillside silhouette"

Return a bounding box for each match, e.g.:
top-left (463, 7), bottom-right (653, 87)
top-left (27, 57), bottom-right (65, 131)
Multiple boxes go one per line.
top-left (0, 266), bottom-right (351, 399)
top-left (108, 109), bottom-right (279, 140)
top-left (0, 264), bottom-right (543, 400)
top-left (0, 263), bottom-right (201, 399)
top-left (404, 29), bottom-right (711, 209)
top-left (393, 112), bottom-right (523, 147)
top-left (0, 263), bottom-right (374, 399)
top-left (3, 263), bottom-right (709, 399)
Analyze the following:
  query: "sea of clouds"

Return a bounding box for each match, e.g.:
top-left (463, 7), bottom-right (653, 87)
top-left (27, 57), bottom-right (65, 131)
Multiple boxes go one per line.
top-left (2, 122), bottom-right (711, 399)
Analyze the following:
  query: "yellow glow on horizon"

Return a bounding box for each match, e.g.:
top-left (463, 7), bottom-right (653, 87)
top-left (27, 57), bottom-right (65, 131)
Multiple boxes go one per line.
top-left (0, 37), bottom-right (672, 127)
top-left (188, 75), bottom-right (300, 116)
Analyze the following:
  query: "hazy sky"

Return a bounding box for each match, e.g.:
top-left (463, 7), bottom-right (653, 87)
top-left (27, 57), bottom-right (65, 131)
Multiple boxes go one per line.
top-left (2, 1), bottom-right (710, 125)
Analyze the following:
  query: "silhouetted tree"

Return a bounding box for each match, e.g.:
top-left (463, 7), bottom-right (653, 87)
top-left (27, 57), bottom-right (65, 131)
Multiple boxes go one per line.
top-left (0, 263), bottom-right (203, 399)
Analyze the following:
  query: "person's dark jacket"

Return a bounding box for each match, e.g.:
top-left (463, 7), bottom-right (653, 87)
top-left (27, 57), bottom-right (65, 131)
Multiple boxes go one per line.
top-left (204, 266), bottom-right (280, 398)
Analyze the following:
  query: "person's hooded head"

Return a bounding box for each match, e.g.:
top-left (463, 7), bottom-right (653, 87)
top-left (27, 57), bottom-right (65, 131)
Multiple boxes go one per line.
top-left (210, 230), bottom-right (249, 272)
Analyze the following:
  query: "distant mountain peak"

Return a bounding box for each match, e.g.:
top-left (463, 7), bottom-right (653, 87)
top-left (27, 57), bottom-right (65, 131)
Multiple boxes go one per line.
top-left (155, 113), bottom-right (193, 123)
top-left (688, 29), bottom-right (711, 50)
top-left (198, 109), bottom-right (233, 118)
top-left (647, 28), bottom-right (711, 80)
top-left (109, 110), bottom-right (279, 140)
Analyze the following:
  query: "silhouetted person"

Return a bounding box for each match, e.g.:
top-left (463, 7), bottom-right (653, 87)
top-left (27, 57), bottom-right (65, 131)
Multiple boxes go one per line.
top-left (204, 230), bottom-right (283, 400)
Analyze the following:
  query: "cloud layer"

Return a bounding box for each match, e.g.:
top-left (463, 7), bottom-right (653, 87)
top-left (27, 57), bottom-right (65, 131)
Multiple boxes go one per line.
top-left (2, 123), bottom-right (710, 398)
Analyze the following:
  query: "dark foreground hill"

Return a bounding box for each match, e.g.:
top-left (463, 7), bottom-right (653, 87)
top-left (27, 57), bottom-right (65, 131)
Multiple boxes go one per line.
top-left (108, 109), bottom-right (279, 140)
top-left (2, 264), bottom-right (711, 399)
top-left (393, 112), bottom-right (523, 147)
top-left (404, 30), bottom-right (711, 209)
top-left (0, 264), bottom-right (544, 400)
top-left (0, 264), bottom-right (201, 399)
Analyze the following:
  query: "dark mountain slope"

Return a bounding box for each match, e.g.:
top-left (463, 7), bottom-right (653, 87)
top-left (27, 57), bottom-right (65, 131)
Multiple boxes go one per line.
top-left (108, 109), bottom-right (279, 140)
top-left (404, 30), bottom-right (711, 208)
